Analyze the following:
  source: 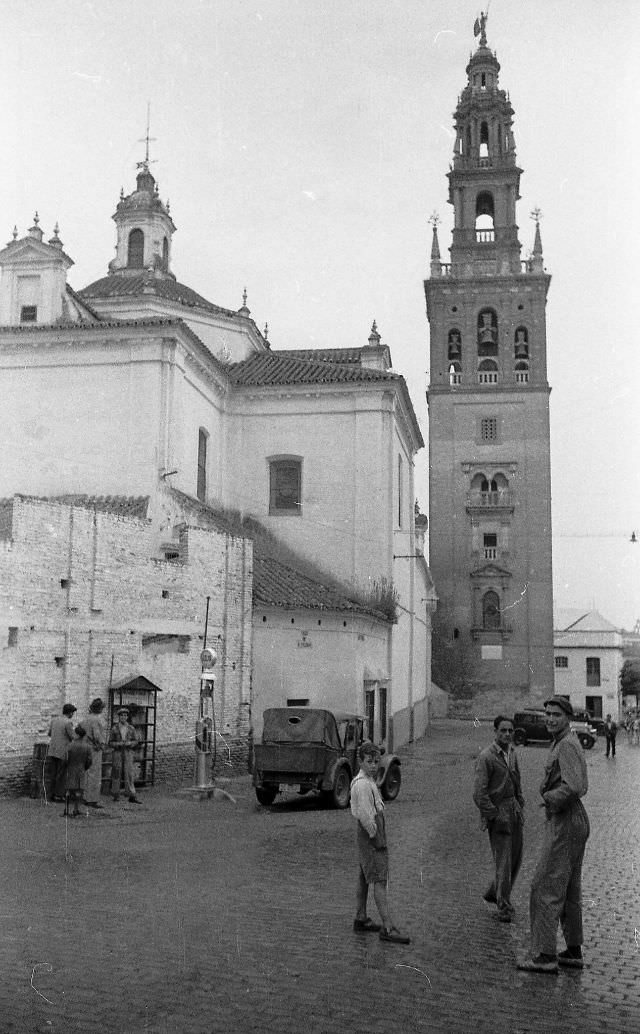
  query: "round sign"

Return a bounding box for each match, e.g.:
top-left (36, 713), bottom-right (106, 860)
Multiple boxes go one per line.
top-left (200, 647), bottom-right (217, 668)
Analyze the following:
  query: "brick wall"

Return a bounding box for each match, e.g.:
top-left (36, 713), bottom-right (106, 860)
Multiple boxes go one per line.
top-left (0, 497), bottom-right (253, 794)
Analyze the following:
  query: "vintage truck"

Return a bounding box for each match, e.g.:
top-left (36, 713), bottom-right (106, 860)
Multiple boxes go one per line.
top-left (252, 707), bottom-right (402, 808)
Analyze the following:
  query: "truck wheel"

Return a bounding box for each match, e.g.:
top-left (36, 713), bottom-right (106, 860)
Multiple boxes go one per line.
top-left (578, 735), bottom-right (594, 750)
top-left (331, 766), bottom-right (351, 809)
top-left (514, 730), bottom-right (527, 746)
top-left (381, 763), bottom-right (401, 801)
top-left (255, 786), bottom-right (277, 806)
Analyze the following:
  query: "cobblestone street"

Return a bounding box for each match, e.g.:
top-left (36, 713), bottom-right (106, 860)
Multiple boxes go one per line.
top-left (1, 720), bottom-right (638, 1034)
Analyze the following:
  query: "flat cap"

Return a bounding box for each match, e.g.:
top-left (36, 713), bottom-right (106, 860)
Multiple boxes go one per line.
top-left (543, 696), bottom-right (574, 716)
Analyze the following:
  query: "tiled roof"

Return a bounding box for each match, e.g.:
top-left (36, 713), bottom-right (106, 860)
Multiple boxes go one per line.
top-left (24, 494), bottom-right (150, 519)
top-left (228, 352), bottom-right (397, 387)
top-left (253, 555), bottom-right (386, 619)
top-left (554, 608), bottom-right (621, 633)
top-left (277, 347), bottom-right (365, 365)
top-left (79, 273), bottom-right (240, 319)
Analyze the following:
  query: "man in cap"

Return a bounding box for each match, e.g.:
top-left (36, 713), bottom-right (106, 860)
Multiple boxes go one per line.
top-left (108, 707), bottom-right (141, 804)
top-left (48, 703), bottom-right (77, 801)
top-left (518, 697), bottom-right (589, 974)
top-left (84, 698), bottom-right (107, 808)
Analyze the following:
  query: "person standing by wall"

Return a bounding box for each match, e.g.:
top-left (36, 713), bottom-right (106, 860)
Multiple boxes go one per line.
top-left (518, 697), bottom-right (589, 974)
top-left (64, 725), bottom-right (93, 817)
top-left (108, 707), bottom-right (141, 804)
top-left (84, 698), bottom-right (107, 808)
top-left (603, 714), bottom-right (618, 758)
top-left (473, 715), bottom-right (525, 923)
top-left (47, 704), bottom-right (77, 801)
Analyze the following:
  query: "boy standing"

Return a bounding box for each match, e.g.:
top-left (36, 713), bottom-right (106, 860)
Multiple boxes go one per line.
top-left (350, 741), bottom-right (409, 944)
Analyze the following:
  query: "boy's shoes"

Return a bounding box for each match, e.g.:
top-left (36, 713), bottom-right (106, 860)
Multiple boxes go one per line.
top-left (112, 794), bottom-right (120, 802)
top-left (86, 802), bottom-right (105, 809)
top-left (558, 949), bottom-right (584, 969)
top-left (379, 927), bottom-right (410, 944)
top-left (517, 955), bottom-right (558, 974)
top-left (353, 917), bottom-right (381, 932)
top-left (128, 796), bottom-right (142, 804)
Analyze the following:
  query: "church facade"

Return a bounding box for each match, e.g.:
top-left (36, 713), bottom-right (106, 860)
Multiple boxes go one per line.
top-left (425, 19), bottom-right (554, 712)
top-left (0, 159), bottom-right (435, 790)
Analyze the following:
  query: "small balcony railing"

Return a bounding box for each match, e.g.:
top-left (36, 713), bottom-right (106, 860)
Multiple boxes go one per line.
top-left (478, 371), bottom-right (498, 384)
top-left (515, 371), bottom-right (529, 384)
top-left (483, 547), bottom-right (497, 560)
top-left (467, 491), bottom-right (513, 509)
top-left (476, 229), bottom-right (495, 244)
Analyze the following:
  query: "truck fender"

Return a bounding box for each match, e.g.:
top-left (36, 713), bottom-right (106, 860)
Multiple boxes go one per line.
top-left (321, 758), bottom-right (351, 792)
top-left (375, 753), bottom-right (401, 787)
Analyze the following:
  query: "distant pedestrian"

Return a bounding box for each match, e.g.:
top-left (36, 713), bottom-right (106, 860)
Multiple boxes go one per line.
top-left (109, 707), bottom-right (141, 803)
top-left (64, 725), bottom-right (93, 817)
top-left (47, 704), bottom-right (77, 801)
top-left (350, 741), bottom-right (410, 944)
top-left (603, 715), bottom-right (617, 758)
top-left (473, 715), bottom-right (525, 923)
top-left (518, 697), bottom-right (589, 974)
top-left (632, 717), bottom-right (640, 747)
top-left (84, 698), bottom-right (107, 808)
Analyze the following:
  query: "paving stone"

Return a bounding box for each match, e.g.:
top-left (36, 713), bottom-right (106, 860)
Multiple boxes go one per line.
top-left (0, 720), bottom-right (638, 1032)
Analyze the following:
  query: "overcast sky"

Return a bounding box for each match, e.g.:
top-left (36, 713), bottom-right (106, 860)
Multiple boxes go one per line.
top-left (1, 0), bottom-right (638, 629)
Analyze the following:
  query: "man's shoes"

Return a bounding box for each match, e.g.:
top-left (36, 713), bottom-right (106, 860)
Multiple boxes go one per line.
top-left (128, 796), bottom-right (142, 804)
top-left (380, 927), bottom-right (410, 945)
top-left (483, 889), bottom-right (497, 904)
top-left (86, 802), bottom-right (104, 809)
top-left (112, 795), bottom-right (120, 802)
top-left (353, 917), bottom-right (381, 933)
top-left (558, 949), bottom-right (584, 969)
top-left (497, 912), bottom-right (512, 923)
top-left (517, 955), bottom-right (558, 974)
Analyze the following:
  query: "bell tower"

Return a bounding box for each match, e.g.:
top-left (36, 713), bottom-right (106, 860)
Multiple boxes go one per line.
top-left (425, 14), bottom-right (554, 708)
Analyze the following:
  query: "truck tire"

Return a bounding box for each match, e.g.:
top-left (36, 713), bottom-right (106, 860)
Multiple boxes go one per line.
top-left (255, 786), bottom-right (277, 806)
top-left (380, 763), bottom-right (401, 801)
top-left (330, 765), bottom-right (351, 809)
top-left (514, 729), bottom-right (527, 746)
top-left (578, 734), bottom-right (594, 750)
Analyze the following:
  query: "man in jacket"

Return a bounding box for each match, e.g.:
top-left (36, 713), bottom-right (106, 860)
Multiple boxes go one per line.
top-left (108, 707), bottom-right (141, 804)
top-left (473, 715), bottom-right (525, 923)
top-left (48, 703), bottom-right (77, 801)
top-left (604, 714), bottom-right (618, 758)
top-left (518, 696), bottom-right (590, 974)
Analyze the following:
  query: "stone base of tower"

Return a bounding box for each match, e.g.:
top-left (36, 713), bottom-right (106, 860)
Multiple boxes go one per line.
top-left (448, 683), bottom-right (551, 720)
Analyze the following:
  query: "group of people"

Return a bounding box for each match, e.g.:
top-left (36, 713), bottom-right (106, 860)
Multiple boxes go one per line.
top-left (47, 699), bottom-right (142, 813)
top-left (473, 697), bottom-right (590, 973)
top-left (623, 713), bottom-right (640, 747)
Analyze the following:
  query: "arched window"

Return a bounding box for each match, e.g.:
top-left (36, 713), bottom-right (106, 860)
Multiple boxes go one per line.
top-left (482, 591), bottom-right (501, 630)
top-left (475, 192), bottom-right (495, 240)
top-left (479, 121), bottom-right (489, 158)
top-left (447, 329), bottom-right (462, 361)
top-left (478, 359), bottom-right (498, 384)
top-left (127, 229), bottom-right (144, 268)
top-left (514, 327), bottom-right (529, 358)
top-left (477, 309), bottom-right (498, 356)
top-left (162, 237), bottom-right (169, 273)
top-left (197, 428), bottom-right (208, 501)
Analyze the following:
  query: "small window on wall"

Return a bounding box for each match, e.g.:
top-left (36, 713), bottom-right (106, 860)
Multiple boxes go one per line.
top-left (197, 429), bottom-right (208, 502)
top-left (555, 656), bottom-right (569, 669)
top-left (586, 657), bottom-right (601, 687)
top-left (269, 458), bottom-right (302, 515)
top-left (480, 417), bottom-right (498, 441)
top-left (287, 698), bottom-right (309, 707)
top-left (20, 306), bottom-right (37, 323)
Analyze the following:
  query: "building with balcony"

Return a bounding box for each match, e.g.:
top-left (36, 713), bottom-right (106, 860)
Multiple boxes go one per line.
top-left (425, 15), bottom-right (554, 711)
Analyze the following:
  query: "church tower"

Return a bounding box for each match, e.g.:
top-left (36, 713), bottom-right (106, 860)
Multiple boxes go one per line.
top-left (425, 15), bottom-right (554, 707)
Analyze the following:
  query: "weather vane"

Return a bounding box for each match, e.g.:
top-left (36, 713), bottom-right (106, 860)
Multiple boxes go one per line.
top-left (473, 10), bottom-right (488, 47)
top-left (530, 207), bottom-right (543, 224)
top-left (429, 211), bottom-right (440, 228)
top-left (137, 102), bottom-right (157, 171)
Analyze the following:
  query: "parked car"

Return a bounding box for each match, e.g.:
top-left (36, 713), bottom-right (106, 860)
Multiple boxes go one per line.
top-left (252, 707), bottom-right (402, 808)
top-left (572, 710), bottom-right (606, 736)
top-left (513, 709), bottom-right (597, 750)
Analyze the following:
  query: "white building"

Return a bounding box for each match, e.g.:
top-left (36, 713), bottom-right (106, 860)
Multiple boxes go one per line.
top-left (0, 160), bottom-right (435, 788)
top-left (554, 609), bottom-right (624, 720)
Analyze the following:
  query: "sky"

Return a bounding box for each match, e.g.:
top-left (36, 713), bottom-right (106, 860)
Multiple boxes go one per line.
top-left (1, 0), bottom-right (638, 630)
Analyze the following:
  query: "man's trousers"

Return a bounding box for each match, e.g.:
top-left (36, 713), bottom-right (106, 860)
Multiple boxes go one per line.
top-left (529, 802), bottom-right (590, 956)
